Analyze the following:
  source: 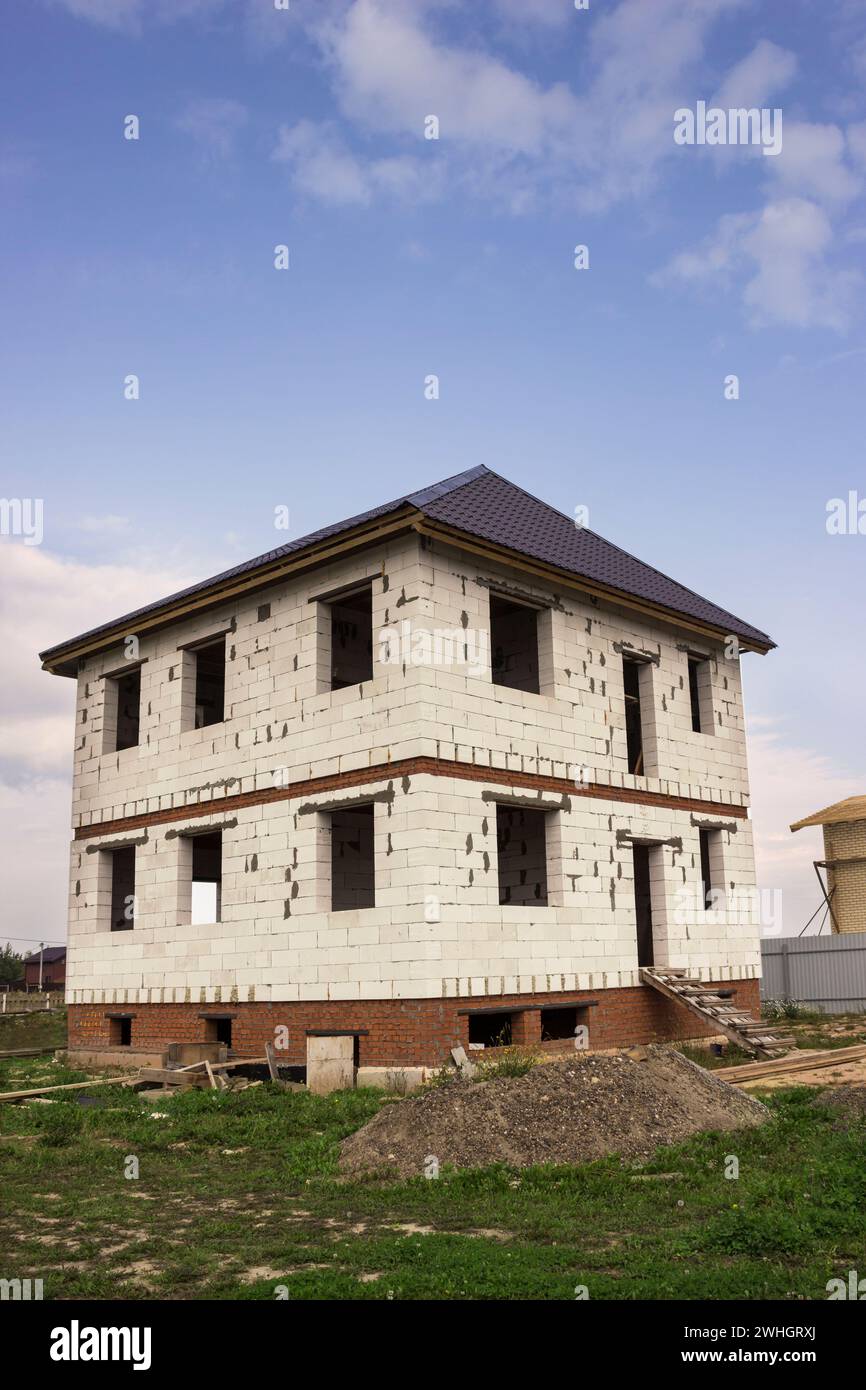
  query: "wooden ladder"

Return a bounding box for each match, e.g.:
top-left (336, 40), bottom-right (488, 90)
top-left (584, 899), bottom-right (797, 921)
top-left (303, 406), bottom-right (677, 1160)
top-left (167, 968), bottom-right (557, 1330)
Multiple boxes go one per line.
top-left (640, 967), bottom-right (795, 1058)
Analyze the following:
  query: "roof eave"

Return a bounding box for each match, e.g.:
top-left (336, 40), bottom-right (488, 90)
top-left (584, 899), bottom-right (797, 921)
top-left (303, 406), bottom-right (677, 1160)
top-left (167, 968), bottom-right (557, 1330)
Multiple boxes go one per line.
top-left (40, 502), bottom-right (775, 677)
top-left (39, 504), bottom-right (423, 676)
top-left (414, 517), bottom-right (776, 653)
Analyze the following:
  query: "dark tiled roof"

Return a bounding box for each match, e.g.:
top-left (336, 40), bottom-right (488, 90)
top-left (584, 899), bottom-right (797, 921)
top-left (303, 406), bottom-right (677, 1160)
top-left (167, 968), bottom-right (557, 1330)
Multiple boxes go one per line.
top-left (23, 946), bottom-right (66, 964)
top-left (40, 465), bottom-right (774, 661)
top-left (418, 470), bottom-right (774, 647)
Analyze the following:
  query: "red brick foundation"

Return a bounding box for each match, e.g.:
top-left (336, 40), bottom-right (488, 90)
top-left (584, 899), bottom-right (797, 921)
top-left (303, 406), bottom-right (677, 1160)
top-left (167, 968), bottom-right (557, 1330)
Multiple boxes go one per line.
top-left (68, 979), bottom-right (760, 1066)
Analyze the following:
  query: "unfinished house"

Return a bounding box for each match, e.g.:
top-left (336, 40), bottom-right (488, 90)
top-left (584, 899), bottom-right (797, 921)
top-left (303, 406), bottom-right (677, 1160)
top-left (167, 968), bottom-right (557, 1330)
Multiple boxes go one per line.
top-left (41, 466), bottom-right (777, 1077)
top-left (791, 798), bottom-right (866, 934)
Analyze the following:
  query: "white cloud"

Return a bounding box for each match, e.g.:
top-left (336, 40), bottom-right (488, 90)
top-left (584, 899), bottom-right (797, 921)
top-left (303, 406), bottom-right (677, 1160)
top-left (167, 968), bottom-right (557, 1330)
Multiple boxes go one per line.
top-left (50, 0), bottom-right (144, 31)
top-left (741, 199), bottom-right (860, 329)
top-left (76, 514), bottom-right (130, 534)
top-left (493, 0), bottom-right (574, 27)
top-left (652, 208), bottom-right (751, 285)
top-left (320, 0), bottom-right (578, 157)
top-left (273, 119), bottom-right (440, 206)
top-left (0, 774), bottom-right (73, 952)
top-left (655, 198), bottom-right (862, 331)
top-left (712, 38), bottom-right (797, 110)
top-left (0, 542), bottom-right (199, 776)
top-left (0, 541), bottom-right (206, 941)
top-left (768, 121), bottom-right (861, 206)
top-left (49, 0), bottom-right (227, 34)
top-left (282, 0), bottom-right (752, 213)
top-left (176, 98), bottom-right (249, 162)
top-left (848, 121), bottom-right (866, 169)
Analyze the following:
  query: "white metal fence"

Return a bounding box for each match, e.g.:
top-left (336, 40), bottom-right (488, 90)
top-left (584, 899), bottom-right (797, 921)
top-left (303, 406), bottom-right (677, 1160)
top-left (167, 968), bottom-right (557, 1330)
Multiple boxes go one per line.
top-left (761, 934), bottom-right (866, 1013)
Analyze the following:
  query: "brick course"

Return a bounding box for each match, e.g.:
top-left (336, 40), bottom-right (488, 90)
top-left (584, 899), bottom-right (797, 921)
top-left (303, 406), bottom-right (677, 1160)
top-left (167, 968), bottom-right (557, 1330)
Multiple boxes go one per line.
top-left (68, 978), bottom-right (760, 1065)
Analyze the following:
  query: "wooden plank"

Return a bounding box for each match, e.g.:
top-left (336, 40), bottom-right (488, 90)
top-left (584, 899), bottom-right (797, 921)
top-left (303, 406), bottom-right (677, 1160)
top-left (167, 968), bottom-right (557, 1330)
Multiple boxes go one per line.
top-left (265, 1043), bottom-right (279, 1082)
top-left (0, 1076), bottom-right (137, 1104)
top-left (724, 1044), bottom-right (866, 1085)
top-left (0, 1047), bottom-right (57, 1059)
top-left (208, 1056), bottom-right (268, 1072)
top-left (138, 1068), bottom-right (210, 1087)
top-left (640, 968), bottom-right (777, 1058)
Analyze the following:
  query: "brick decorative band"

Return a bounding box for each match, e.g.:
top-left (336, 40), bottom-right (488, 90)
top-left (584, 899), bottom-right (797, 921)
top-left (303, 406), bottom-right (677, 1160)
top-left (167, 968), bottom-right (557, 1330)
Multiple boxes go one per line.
top-left (74, 755), bottom-right (747, 840)
top-left (68, 980), bottom-right (759, 1065)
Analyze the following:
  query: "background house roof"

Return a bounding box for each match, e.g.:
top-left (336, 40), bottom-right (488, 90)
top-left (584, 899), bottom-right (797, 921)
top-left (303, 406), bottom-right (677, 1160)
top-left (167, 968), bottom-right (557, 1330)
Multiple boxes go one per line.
top-left (791, 796), bottom-right (866, 832)
top-left (40, 464), bottom-right (774, 666)
top-left (22, 946), bottom-right (66, 964)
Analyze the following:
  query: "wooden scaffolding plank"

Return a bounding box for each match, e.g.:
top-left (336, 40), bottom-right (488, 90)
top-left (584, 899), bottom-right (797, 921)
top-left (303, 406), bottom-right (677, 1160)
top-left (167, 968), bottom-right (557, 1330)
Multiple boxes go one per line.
top-left (640, 967), bottom-right (789, 1059)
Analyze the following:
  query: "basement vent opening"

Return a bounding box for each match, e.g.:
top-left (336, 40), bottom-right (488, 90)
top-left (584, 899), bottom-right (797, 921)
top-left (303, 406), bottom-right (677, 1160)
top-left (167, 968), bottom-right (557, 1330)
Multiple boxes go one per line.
top-left (468, 1012), bottom-right (513, 1048)
top-left (490, 594), bottom-right (539, 694)
top-left (109, 1017), bottom-right (132, 1047)
top-left (331, 803), bottom-right (375, 911)
top-left (191, 832), bottom-right (222, 925)
top-left (496, 804), bottom-right (549, 906)
top-left (330, 585), bottom-right (373, 690)
top-left (204, 1017), bottom-right (232, 1047)
top-left (541, 1007), bottom-right (581, 1042)
top-left (109, 845), bottom-right (136, 932)
top-left (194, 638), bottom-right (226, 728)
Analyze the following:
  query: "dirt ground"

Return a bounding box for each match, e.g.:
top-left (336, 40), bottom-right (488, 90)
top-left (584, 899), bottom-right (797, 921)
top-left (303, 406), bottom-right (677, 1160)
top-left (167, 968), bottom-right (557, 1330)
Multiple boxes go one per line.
top-left (339, 1045), bottom-right (768, 1177)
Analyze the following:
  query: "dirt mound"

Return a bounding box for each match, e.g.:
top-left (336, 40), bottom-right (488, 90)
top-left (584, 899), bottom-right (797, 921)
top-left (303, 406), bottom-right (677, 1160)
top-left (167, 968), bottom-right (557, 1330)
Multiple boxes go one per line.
top-left (339, 1046), bottom-right (768, 1177)
top-left (811, 1085), bottom-right (866, 1129)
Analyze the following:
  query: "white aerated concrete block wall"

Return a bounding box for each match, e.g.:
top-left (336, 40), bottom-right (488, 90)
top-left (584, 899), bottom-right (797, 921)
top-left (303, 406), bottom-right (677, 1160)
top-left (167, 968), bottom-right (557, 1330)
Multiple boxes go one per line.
top-left (65, 533), bottom-right (761, 1006)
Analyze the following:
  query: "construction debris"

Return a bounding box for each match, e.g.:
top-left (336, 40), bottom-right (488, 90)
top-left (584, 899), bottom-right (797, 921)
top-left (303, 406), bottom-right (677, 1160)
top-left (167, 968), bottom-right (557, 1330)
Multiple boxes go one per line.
top-left (0, 1076), bottom-right (137, 1104)
top-left (0, 1051), bottom-right (280, 1104)
top-left (450, 1045), bottom-right (476, 1078)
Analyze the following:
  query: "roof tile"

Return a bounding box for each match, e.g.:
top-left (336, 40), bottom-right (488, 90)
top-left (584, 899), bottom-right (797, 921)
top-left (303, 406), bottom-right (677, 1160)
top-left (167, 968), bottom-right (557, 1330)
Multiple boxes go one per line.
top-left (40, 465), bottom-right (774, 661)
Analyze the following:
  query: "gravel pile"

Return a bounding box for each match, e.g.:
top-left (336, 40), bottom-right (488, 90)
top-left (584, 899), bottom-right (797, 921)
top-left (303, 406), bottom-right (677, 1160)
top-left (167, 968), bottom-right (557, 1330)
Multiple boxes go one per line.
top-left (339, 1046), bottom-right (768, 1177)
top-left (811, 1085), bottom-right (866, 1129)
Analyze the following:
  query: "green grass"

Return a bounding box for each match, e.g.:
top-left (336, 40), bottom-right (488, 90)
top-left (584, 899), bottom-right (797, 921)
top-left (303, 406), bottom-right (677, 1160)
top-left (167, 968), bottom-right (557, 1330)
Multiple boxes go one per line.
top-left (1, 1052), bottom-right (865, 1301)
top-left (675, 1043), bottom-right (755, 1070)
top-left (793, 1031), bottom-right (866, 1051)
top-left (0, 1005), bottom-right (67, 1054)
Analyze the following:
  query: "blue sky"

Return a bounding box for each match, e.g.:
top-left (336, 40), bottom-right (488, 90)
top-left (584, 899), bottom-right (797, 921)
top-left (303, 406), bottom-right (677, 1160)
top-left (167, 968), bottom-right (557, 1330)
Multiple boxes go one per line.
top-left (2, 0), bottom-right (865, 949)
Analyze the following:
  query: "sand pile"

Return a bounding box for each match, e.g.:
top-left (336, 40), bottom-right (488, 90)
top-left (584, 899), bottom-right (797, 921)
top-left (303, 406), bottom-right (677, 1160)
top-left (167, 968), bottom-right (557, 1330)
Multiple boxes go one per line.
top-left (340, 1046), bottom-right (768, 1177)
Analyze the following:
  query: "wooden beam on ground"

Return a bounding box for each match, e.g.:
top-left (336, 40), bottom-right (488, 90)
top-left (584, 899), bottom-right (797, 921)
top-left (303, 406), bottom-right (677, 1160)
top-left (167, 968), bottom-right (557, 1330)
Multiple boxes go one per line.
top-left (0, 1075), bottom-right (138, 1104)
top-left (0, 1047), bottom-right (58, 1059)
top-left (208, 1056), bottom-right (268, 1072)
top-left (722, 1044), bottom-right (866, 1085)
top-left (138, 1067), bottom-right (211, 1088)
